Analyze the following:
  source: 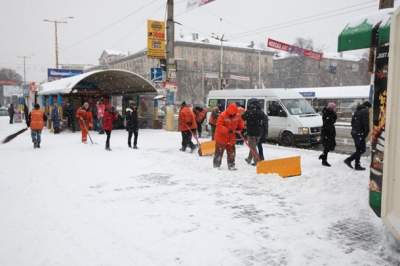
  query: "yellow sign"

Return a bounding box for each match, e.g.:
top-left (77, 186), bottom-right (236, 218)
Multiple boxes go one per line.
top-left (147, 20), bottom-right (166, 59)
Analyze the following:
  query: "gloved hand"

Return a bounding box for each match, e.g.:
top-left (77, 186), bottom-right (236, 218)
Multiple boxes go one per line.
top-left (187, 122), bottom-right (192, 127)
top-left (229, 130), bottom-right (234, 134)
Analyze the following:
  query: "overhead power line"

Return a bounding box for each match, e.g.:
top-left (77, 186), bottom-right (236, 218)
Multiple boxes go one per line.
top-left (60, 0), bottom-right (161, 52)
top-left (229, 0), bottom-right (377, 40)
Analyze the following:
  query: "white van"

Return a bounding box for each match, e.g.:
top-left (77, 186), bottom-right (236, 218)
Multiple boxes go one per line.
top-left (206, 88), bottom-right (323, 146)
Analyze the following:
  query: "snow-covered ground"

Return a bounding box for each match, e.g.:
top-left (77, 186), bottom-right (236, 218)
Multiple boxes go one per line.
top-left (0, 117), bottom-right (398, 266)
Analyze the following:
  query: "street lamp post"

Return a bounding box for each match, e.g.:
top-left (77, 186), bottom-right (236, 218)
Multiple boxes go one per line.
top-left (43, 17), bottom-right (74, 69)
top-left (212, 33), bottom-right (227, 90)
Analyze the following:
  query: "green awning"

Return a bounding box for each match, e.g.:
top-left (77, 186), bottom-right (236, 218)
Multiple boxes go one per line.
top-left (338, 9), bottom-right (394, 52)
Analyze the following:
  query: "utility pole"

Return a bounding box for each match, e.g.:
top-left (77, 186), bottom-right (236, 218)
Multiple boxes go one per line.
top-left (258, 50), bottom-right (262, 89)
top-left (166, 0), bottom-right (175, 64)
top-left (17, 56), bottom-right (30, 86)
top-left (212, 33), bottom-right (227, 90)
top-left (43, 17), bottom-right (74, 69)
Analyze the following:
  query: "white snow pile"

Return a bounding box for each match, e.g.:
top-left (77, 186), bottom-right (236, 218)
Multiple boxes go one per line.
top-left (0, 117), bottom-right (398, 266)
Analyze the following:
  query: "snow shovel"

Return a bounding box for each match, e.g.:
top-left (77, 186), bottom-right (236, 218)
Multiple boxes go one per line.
top-left (2, 127), bottom-right (29, 144)
top-left (184, 124), bottom-right (215, 156)
top-left (239, 132), bottom-right (301, 177)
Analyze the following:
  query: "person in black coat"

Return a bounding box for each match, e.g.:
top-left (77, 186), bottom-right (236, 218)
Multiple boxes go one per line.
top-left (242, 99), bottom-right (268, 165)
top-left (64, 102), bottom-right (76, 132)
top-left (126, 102), bottom-right (139, 149)
top-left (344, 101), bottom-right (372, 170)
top-left (8, 103), bottom-right (15, 124)
top-left (319, 102), bottom-right (337, 167)
top-left (257, 108), bottom-right (269, 161)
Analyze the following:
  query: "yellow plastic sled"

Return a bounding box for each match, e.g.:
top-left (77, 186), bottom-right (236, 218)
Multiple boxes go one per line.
top-left (198, 140), bottom-right (216, 156)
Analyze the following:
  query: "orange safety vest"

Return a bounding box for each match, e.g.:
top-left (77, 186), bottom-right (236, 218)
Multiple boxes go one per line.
top-left (30, 109), bottom-right (44, 130)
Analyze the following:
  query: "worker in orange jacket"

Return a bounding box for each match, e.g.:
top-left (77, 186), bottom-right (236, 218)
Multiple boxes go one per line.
top-left (28, 103), bottom-right (47, 149)
top-left (178, 102), bottom-right (197, 152)
top-left (76, 102), bottom-right (93, 143)
top-left (213, 103), bottom-right (244, 170)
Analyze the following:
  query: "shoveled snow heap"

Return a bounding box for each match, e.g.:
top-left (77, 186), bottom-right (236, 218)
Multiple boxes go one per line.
top-left (0, 117), bottom-right (398, 266)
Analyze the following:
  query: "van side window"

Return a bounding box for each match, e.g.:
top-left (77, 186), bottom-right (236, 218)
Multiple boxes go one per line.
top-left (227, 99), bottom-right (246, 108)
top-left (268, 101), bottom-right (285, 117)
top-left (208, 99), bottom-right (226, 111)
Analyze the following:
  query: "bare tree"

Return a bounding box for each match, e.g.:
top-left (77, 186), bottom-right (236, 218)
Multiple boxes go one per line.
top-left (0, 68), bottom-right (23, 84)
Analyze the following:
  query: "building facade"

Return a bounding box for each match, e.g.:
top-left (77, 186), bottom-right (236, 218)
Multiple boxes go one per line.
top-left (272, 53), bottom-right (370, 88)
top-left (90, 40), bottom-right (275, 105)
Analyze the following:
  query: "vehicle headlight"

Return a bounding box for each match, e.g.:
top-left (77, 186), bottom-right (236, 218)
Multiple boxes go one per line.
top-left (298, 127), bottom-right (310, 135)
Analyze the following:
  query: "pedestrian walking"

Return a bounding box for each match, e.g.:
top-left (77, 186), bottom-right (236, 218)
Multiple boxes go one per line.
top-left (193, 106), bottom-right (207, 138)
top-left (23, 103), bottom-right (29, 127)
top-left (51, 103), bottom-right (61, 134)
top-left (242, 99), bottom-right (267, 165)
top-left (257, 105), bottom-right (269, 161)
top-left (8, 103), bottom-right (15, 124)
top-left (213, 103), bottom-right (244, 170)
top-left (178, 102), bottom-right (197, 152)
top-left (64, 102), bottom-right (76, 132)
top-left (97, 99), bottom-right (106, 134)
top-left (76, 102), bottom-right (93, 144)
top-left (126, 103), bottom-right (139, 149)
top-left (28, 103), bottom-right (47, 149)
top-left (103, 105), bottom-right (118, 151)
top-left (208, 106), bottom-right (221, 140)
top-left (344, 101), bottom-right (372, 170)
top-left (319, 102), bottom-right (337, 167)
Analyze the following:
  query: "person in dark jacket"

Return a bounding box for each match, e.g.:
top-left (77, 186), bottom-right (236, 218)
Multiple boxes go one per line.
top-left (64, 102), bottom-right (76, 132)
top-left (257, 106), bottom-right (269, 161)
top-left (51, 103), bottom-right (61, 134)
top-left (319, 102), bottom-right (337, 167)
top-left (8, 103), bottom-right (15, 124)
top-left (242, 99), bottom-right (267, 165)
top-left (102, 105), bottom-right (118, 151)
top-left (23, 103), bottom-right (29, 127)
top-left (126, 103), bottom-right (139, 149)
top-left (208, 105), bottom-right (221, 140)
top-left (344, 101), bottom-right (372, 170)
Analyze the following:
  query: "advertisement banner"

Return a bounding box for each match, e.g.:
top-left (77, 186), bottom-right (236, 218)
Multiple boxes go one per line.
top-left (369, 45), bottom-right (389, 217)
top-left (47, 68), bottom-right (83, 81)
top-left (147, 20), bottom-right (166, 59)
top-left (267, 38), bottom-right (323, 61)
top-left (3, 85), bottom-right (22, 97)
top-left (187, 0), bottom-right (216, 10)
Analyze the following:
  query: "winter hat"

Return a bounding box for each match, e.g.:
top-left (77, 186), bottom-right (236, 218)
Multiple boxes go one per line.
top-left (327, 102), bottom-right (336, 111)
top-left (226, 103), bottom-right (238, 116)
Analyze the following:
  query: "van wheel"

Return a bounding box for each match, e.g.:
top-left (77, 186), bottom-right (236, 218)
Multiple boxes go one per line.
top-left (280, 132), bottom-right (294, 146)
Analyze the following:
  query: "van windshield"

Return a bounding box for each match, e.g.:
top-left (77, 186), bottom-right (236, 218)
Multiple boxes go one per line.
top-left (281, 99), bottom-right (316, 115)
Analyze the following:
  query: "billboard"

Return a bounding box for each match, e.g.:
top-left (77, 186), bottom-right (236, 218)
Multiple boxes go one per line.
top-left (267, 38), bottom-right (323, 61)
top-left (47, 68), bottom-right (83, 81)
top-left (147, 20), bottom-right (166, 59)
top-left (3, 85), bottom-right (22, 97)
top-left (187, 0), bottom-right (216, 10)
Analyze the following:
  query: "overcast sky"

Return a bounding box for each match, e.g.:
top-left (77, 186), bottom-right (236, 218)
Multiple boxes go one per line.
top-left (1, 0), bottom-right (398, 81)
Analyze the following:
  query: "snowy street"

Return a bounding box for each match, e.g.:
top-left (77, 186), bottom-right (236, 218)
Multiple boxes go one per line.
top-left (0, 117), bottom-right (398, 266)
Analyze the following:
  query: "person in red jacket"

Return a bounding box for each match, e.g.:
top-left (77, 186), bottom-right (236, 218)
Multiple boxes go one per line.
top-left (178, 102), bottom-right (197, 152)
top-left (76, 102), bottom-right (93, 144)
top-left (193, 106), bottom-right (207, 138)
top-left (102, 105), bottom-right (118, 151)
top-left (213, 103), bottom-right (244, 170)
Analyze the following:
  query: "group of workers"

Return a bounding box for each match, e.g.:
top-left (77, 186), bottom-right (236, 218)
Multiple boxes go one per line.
top-left (23, 100), bottom-right (139, 151)
top-left (178, 99), bottom-right (268, 171)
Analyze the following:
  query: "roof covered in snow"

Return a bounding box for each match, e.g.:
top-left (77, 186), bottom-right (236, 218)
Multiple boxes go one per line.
top-left (176, 34), bottom-right (275, 53)
top-left (38, 69), bottom-right (156, 96)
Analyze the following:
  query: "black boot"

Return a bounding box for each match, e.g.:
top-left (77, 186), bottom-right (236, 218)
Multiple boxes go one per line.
top-left (344, 158), bottom-right (353, 169)
top-left (322, 160), bottom-right (331, 167)
top-left (355, 164), bottom-right (366, 171)
top-left (319, 154), bottom-right (324, 160)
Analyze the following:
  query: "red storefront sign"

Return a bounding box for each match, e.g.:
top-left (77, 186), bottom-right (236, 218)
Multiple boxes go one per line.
top-left (267, 38), bottom-right (323, 61)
